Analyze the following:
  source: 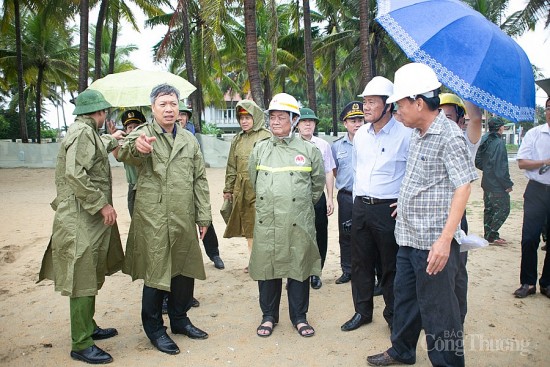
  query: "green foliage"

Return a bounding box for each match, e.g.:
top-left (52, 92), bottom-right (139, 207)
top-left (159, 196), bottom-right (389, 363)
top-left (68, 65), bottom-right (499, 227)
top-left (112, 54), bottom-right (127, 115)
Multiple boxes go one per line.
top-left (201, 122), bottom-right (223, 136)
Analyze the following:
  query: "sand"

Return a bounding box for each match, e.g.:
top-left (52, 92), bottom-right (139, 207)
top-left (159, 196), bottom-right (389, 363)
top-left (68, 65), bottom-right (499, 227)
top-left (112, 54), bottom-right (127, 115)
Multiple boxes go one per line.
top-left (0, 164), bottom-right (548, 366)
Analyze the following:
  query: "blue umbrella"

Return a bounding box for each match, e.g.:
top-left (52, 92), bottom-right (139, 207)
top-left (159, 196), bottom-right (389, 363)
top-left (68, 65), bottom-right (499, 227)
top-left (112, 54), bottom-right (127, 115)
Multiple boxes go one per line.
top-left (376, 0), bottom-right (535, 122)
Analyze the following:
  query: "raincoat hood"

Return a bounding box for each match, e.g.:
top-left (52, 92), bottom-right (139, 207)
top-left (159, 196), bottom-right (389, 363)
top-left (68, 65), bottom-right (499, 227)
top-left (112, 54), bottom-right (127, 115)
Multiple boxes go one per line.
top-left (236, 99), bottom-right (266, 132)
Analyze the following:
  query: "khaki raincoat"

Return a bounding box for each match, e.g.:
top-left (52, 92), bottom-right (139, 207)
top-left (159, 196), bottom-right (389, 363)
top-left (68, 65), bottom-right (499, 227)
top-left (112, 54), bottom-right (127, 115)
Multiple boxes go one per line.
top-left (38, 115), bottom-right (124, 298)
top-left (223, 100), bottom-right (271, 238)
top-left (248, 134), bottom-right (325, 281)
top-left (118, 121), bottom-right (211, 291)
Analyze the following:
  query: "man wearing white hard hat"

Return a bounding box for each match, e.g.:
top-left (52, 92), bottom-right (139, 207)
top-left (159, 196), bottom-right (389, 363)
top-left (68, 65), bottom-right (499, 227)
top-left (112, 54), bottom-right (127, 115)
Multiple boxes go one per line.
top-left (367, 64), bottom-right (477, 367)
top-left (248, 93), bottom-right (325, 338)
top-left (341, 77), bottom-right (412, 333)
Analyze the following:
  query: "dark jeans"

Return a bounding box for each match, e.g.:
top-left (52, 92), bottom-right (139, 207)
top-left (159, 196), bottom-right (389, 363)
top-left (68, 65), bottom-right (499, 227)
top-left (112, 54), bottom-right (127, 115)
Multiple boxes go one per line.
top-left (483, 191), bottom-right (510, 242)
top-left (258, 278), bottom-right (310, 325)
top-left (203, 224), bottom-right (220, 259)
top-left (314, 192), bottom-right (328, 269)
top-left (142, 275), bottom-right (194, 340)
top-left (337, 190), bottom-right (353, 274)
top-left (350, 197), bottom-right (398, 326)
top-left (388, 242), bottom-right (464, 366)
top-left (520, 180), bottom-right (550, 287)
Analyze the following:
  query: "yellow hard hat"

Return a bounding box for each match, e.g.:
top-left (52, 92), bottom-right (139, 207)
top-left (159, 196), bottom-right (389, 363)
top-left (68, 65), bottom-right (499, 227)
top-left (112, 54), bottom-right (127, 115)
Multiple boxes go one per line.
top-left (439, 93), bottom-right (466, 110)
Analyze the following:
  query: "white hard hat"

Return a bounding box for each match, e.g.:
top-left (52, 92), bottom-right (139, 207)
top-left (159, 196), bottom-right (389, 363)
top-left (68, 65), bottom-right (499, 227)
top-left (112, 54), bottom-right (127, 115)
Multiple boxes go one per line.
top-left (268, 93), bottom-right (300, 116)
top-left (386, 63), bottom-right (442, 104)
top-left (358, 76), bottom-right (394, 98)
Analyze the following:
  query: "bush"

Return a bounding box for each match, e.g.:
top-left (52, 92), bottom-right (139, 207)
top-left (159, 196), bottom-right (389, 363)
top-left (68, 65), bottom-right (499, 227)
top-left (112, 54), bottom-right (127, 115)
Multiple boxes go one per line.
top-left (202, 123), bottom-right (222, 136)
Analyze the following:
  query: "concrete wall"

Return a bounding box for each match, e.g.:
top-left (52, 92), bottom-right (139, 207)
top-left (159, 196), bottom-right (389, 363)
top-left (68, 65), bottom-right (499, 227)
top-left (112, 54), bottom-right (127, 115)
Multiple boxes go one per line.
top-left (0, 135), bottom-right (232, 169)
top-left (0, 133), bottom-right (341, 169)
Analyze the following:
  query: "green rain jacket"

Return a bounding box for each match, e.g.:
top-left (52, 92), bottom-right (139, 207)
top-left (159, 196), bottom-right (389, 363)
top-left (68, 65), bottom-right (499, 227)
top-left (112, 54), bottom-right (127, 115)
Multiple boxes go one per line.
top-left (38, 115), bottom-right (124, 297)
top-left (118, 120), bottom-right (211, 291)
top-left (248, 134), bottom-right (325, 281)
top-left (223, 100), bottom-right (271, 238)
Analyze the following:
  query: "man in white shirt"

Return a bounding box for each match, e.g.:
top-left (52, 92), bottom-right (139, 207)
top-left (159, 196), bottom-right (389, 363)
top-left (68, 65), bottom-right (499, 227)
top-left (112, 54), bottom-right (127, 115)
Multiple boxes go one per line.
top-left (341, 77), bottom-right (412, 332)
top-left (297, 108), bottom-right (336, 290)
top-left (514, 97), bottom-right (550, 299)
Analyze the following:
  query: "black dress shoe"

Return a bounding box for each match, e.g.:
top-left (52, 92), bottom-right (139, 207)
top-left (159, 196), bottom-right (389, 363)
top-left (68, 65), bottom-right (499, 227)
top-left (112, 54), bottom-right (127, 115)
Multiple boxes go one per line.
top-left (513, 284), bottom-right (536, 298)
top-left (335, 272), bottom-right (351, 284)
top-left (367, 351), bottom-right (404, 366)
top-left (173, 323), bottom-right (209, 339)
top-left (151, 334), bottom-right (180, 355)
top-left (191, 297), bottom-right (200, 307)
top-left (212, 255), bottom-right (225, 269)
top-left (70, 345), bottom-right (113, 364)
top-left (91, 327), bottom-right (118, 340)
top-left (341, 313), bottom-right (372, 331)
top-left (311, 275), bottom-right (322, 289)
top-left (540, 285), bottom-right (550, 298)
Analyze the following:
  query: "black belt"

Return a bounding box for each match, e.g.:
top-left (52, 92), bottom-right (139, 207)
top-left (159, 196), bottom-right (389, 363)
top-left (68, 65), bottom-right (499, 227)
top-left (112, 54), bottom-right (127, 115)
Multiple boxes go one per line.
top-left (357, 195), bottom-right (397, 205)
top-left (339, 189), bottom-right (353, 195)
top-left (530, 180), bottom-right (550, 191)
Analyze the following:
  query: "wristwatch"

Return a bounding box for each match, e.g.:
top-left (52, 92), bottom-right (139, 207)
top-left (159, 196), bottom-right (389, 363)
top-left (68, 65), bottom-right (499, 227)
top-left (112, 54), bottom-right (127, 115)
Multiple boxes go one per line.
top-left (539, 164), bottom-right (550, 175)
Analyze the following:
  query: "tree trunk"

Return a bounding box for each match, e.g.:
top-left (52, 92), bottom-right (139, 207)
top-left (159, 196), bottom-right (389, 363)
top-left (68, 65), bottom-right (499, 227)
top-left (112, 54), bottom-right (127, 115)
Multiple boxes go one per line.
top-left (108, 2), bottom-right (119, 75)
top-left (180, 0), bottom-right (200, 132)
top-left (79, 0), bottom-right (90, 92)
top-left (35, 66), bottom-right (44, 144)
top-left (14, 0), bottom-right (28, 142)
top-left (244, 0), bottom-right (264, 108)
top-left (94, 0), bottom-right (109, 81)
top-left (359, 0), bottom-right (373, 89)
top-left (303, 0), bottom-right (317, 113)
top-left (331, 51), bottom-right (338, 136)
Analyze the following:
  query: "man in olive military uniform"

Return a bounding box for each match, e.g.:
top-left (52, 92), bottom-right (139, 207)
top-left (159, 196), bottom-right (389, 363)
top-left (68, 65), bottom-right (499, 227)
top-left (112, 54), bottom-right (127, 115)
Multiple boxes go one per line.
top-left (118, 84), bottom-right (212, 355)
top-left (39, 89), bottom-right (125, 364)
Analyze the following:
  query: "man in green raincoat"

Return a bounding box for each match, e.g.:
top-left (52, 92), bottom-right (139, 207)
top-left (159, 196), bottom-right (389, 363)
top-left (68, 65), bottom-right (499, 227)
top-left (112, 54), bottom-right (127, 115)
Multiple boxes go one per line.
top-left (248, 93), bottom-right (325, 338)
top-left (38, 89), bottom-right (125, 364)
top-left (118, 84), bottom-right (212, 355)
top-left (223, 99), bottom-right (271, 266)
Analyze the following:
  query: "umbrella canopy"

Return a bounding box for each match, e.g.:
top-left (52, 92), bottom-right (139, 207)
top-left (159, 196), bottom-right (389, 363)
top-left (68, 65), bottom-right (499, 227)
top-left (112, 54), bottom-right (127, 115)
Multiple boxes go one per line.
top-left (535, 78), bottom-right (550, 97)
top-left (376, 0), bottom-right (535, 122)
top-left (88, 69), bottom-right (196, 107)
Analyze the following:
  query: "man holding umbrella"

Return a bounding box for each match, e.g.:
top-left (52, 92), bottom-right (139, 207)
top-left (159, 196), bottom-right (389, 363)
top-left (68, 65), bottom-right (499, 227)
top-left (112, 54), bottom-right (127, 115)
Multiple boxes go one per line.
top-left (118, 84), bottom-right (212, 355)
top-left (367, 63), bottom-right (477, 366)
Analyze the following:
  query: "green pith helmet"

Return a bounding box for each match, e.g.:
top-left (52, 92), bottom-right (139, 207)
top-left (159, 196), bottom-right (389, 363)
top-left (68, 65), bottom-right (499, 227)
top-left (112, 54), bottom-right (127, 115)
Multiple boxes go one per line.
top-left (72, 89), bottom-right (112, 115)
top-left (299, 107), bottom-right (319, 123)
top-left (178, 101), bottom-right (193, 118)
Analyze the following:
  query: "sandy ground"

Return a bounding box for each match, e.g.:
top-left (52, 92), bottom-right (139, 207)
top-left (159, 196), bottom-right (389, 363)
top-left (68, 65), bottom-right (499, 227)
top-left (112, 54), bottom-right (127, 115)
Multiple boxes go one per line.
top-left (0, 164), bottom-right (549, 367)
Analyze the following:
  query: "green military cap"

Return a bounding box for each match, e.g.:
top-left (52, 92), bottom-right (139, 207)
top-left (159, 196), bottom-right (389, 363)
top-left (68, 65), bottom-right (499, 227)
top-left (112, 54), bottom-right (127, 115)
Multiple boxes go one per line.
top-left (299, 108), bottom-right (319, 123)
top-left (72, 89), bottom-right (112, 115)
top-left (178, 101), bottom-right (193, 118)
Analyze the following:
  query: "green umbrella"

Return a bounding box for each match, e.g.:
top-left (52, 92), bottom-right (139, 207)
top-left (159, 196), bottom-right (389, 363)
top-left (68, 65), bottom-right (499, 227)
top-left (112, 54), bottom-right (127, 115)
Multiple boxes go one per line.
top-left (535, 78), bottom-right (550, 97)
top-left (88, 69), bottom-right (196, 107)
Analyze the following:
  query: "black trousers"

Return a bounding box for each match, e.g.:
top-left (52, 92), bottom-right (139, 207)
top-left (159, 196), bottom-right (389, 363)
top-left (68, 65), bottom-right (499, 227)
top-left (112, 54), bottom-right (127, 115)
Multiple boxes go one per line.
top-left (456, 212), bottom-right (469, 324)
top-left (350, 197), bottom-right (398, 326)
top-left (337, 190), bottom-right (353, 274)
top-left (314, 192), bottom-right (328, 268)
top-left (258, 278), bottom-right (310, 325)
top-left (203, 224), bottom-right (220, 259)
top-left (142, 275), bottom-right (194, 340)
top-left (520, 180), bottom-right (550, 287)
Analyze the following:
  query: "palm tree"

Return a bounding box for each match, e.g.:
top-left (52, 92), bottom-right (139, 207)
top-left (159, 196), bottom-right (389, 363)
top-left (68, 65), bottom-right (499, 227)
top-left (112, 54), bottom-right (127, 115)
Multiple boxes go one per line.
top-left (0, 0), bottom-right (32, 142)
top-left (358, 0), bottom-right (373, 88)
top-left (79, 0), bottom-right (90, 92)
top-left (106, 0), bottom-right (165, 75)
top-left (93, 0), bottom-right (109, 81)
top-left (0, 8), bottom-right (79, 142)
top-left (244, 0), bottom-right (264, 108)
top-left (303, 0), bottom-right (317, 113)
